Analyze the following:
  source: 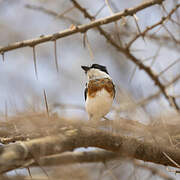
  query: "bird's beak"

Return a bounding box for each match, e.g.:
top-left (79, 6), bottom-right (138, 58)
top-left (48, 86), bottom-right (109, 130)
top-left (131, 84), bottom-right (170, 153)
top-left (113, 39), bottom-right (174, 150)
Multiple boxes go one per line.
top-left (81, 66), bottom-right (90, 72)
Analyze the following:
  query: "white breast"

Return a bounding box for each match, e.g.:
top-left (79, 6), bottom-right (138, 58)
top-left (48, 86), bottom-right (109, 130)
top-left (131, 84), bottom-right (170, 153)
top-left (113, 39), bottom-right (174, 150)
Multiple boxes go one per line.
top-left (85, 88), bottom-right (113, 121)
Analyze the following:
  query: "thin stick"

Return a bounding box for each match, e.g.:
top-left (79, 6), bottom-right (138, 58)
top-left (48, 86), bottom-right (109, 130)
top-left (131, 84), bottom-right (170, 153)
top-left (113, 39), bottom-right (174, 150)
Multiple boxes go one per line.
top-left (43, 89), bottom-right (49, 117)
top-left (163, 152), bottom-right (180, 168)
top-left (32, 46), bottom-right (38, 80)
top-left (133, 14), bottom-right (145, 43)
top-left (129, 65), bottom-right (137, 83)
top-left (83, 33), bottom-right (94, 60)
top-left (71, 0), bottom-right (180, 110)
top-left (57, 6), bottom-right (75, 17)
top-left (150, 46), bottom-right (161, 67)
top-left (158, 58), bottom-right (180, 77)
top-left (27, 167), bottom-right (32, 179)
top-left (162, 24), bottom-right (178, 43)
top-left (127, 4), bottom-right (180, 48)
top-left (54, 40), bottom-right (59, 72)
top-left (105, 0), bottom-right (122, 45)
top-left (94, 3), bottom-right (106, 17)
top-left (0, 0), bottom-right (164, 54)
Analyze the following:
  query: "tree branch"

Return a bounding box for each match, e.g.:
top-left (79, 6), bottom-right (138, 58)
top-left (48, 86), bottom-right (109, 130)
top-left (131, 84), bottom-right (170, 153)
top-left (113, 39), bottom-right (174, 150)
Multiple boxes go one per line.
top-left (0, 0), bottom-right (163, 54)
top-left (127, 4), bottom-right (180, 48)
top-left (1, 126), bottom-right (180, 173)
top-left (1, 0), bottom-right (177, 110)
top-left (134, 160), bottom-right (174, 180)
top-left (71, 0), bottom-right (179, 110)
top-left (26, 152), bottom-right (175, 180)
top-left (27, 150), bottom-right (118, 167)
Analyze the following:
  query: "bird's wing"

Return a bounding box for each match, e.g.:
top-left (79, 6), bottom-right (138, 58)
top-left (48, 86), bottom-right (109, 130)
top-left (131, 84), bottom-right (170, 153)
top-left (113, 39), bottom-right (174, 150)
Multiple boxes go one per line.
top-left (112, 82), bottom-right (115, 99)
top-left (84, 83), bottom-right (88, 101)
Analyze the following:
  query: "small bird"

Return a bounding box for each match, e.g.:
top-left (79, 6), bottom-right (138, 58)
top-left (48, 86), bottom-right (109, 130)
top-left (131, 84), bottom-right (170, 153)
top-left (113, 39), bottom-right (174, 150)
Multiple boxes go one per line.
top-left (81, 64), bottom-right (115, 121)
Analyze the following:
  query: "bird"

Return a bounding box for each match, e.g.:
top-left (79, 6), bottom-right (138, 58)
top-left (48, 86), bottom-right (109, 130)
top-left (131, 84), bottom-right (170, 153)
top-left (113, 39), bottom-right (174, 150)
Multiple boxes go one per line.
top-left (81, 64), bottom-right (115, 122)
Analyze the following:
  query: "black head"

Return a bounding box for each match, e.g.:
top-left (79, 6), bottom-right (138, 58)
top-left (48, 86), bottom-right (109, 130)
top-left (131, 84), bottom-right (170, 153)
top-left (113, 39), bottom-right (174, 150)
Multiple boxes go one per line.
top-left (81, 64), bottom-right (109, 74)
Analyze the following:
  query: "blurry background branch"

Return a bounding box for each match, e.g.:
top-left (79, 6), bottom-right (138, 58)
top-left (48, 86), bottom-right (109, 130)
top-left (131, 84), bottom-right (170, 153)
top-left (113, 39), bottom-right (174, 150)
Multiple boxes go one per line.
top-left (25, 4), bottom-right (81, 25)
top-left (127, 4), bottom-right (180, 48)
top-left (1, 116), bottom-right (180, 173)
top-left (133, 160), bottom-right (174, 180)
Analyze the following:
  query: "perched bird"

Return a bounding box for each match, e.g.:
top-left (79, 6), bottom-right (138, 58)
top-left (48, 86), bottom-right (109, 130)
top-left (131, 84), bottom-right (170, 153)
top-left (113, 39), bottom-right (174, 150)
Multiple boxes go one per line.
top-left (81, 64), bottom-right (115, 121)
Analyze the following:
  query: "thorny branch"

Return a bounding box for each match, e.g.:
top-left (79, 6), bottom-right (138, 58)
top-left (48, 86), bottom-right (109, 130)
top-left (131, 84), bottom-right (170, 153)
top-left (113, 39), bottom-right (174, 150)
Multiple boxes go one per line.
top-left (1, 124), bottom-right (180, 173)
top-left (26, 1), bottom-right (180, 110)
top-left (70, 0), bottom-right (180, 110)
top-left (2, 150), bottom-right (174, 180)
top-left (1, 0), bottom-right (179, 110)
top-left (0, 0), bottom-right (179, 179)
top-left (0, 0), bottom-right (164, 53)
top-left (28, 4), bottom-right (180, 52)
top-left (127, 4), bottom-right (180, 48)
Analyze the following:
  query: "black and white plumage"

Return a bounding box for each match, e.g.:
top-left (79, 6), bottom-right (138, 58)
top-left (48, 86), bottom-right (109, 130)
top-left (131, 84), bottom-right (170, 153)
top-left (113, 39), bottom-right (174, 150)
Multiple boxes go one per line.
top-left (81, 64), bottom-right (115, 121)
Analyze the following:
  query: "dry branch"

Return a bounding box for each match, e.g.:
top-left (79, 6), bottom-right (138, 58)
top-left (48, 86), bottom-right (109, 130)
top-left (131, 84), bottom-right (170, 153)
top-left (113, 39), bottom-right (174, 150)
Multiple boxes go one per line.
top-left (28, 150), bottom-right (118, 167)
top-left (24, 0), bottom-right (180, 109)
top-left (127, 4), bottom-right (180, 48)
top-left (147, 34), bottom-right (180, 51)
top-left (134, 160), bottom-right (174, 180)
top-left (1, 125), bottom-right (180, 173)
top-left (0, 0), bottom-right (163, 54)
top-left (71, 0), bottom-right (179, 110)
top-left (25, 152), bottom-right (175, 180)
top-left (1, 0), bottom-right (177, 110)
top-left (138, 73), bottom-right (180, 107)
top-left (25, 4), bottom-right (80, 25)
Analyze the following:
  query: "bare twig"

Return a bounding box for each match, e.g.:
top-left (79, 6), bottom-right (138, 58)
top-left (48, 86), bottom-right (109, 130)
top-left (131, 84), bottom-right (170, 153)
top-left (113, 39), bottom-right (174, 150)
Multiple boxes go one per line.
top-left (0, 0), bottom-right (164, 54)
top-left (158, 58), bottom-right (180, 77)
top-left (71, 0), bottom-right (179, 110)
top-left (83, 33), bottom-right (94, 59)
top-left (43, 89), bottom-right (49, 117)
top-left (148, 34), bottom-right (180, 48)
top-left (54, 40), bottom-right (59, 72)
top-left (27, 167), bottom-right (32, 179)
top-left (137, 73), bottom-right (180, 106)
top-left (25, 4), bottom-right (79, 25)
top-left (112, 29), bottom-right (180, 51)
top-left (57, 6), bottom-right (75, 17)
top-left (32, 46), bottom-right (38, 79)
top-left (162, 24), bottom-right (178, 43)
top-left (133, 14), bottom-right (145, 43)
top-left (105, 0), bottom-right (122, 45)
top-left (1, 125), bottom-right (180, 173)
top-left (27, 150), bottom-right (118, 167)
top-left (150, 46), bottom-right (161, 67)
top-left (163, 152), bottom-right (180, 168)
top-left (94, 3), bottom-right (106, 17)
top-left (127, 4), bottom-right (180, 48)
top-left (134, 160), bottom-right (174, 180)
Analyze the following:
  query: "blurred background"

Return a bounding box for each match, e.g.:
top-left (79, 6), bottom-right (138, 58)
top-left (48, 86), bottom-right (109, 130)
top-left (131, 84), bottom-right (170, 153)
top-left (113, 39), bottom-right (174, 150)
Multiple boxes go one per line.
top-left (0, 0), bottom-right (180, 179)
